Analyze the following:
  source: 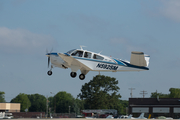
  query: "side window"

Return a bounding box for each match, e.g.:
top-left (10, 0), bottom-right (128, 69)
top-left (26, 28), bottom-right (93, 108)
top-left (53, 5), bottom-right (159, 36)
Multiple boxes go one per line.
top-left (84, 52), bottom-right (92, 58)
top-left (71, 50), bottom-right (83, 57)
top-left (93, 54), bottom-right (104, 60)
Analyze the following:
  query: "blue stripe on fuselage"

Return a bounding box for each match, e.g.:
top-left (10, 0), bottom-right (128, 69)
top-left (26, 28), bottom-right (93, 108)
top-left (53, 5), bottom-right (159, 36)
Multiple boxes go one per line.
top-left (112, 58), bottom-right (126, 66)
top-left (64, 53), bottom-right (70, 56)
top-left (120, 60), bottom-right (149, 70)
top-left (46, 53), bottom-right (58, 56)
top-left (74, 57), bottom-right (148, 70)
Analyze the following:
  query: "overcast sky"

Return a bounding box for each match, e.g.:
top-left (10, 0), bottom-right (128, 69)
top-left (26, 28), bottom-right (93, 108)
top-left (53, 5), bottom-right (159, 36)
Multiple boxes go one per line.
top-left (0, 0), bottom-right (180, 102)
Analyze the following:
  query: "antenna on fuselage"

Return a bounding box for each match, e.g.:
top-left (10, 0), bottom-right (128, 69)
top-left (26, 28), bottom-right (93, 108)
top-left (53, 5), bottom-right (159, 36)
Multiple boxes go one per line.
top-left (98, 51), bottom-right (102, 54)
top-left (80, 45), bottom-right (86, 50)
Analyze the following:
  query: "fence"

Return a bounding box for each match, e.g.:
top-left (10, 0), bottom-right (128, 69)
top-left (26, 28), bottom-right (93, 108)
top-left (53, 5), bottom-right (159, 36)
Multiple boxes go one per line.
top-left (11, 112), bottom-right (45, 118)
top-left (52, 113), bottom-right (76, 118)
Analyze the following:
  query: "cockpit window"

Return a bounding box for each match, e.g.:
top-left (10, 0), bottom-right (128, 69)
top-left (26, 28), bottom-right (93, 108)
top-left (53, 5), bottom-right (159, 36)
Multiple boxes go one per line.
top-left (84, 52), bottom-right (92, 58)
top-left (93, 54), bottom-right (104, 60)
top-left (71, 50), bottom-right (83, 57)
top-left (67, 49), bottom-right (76, 54)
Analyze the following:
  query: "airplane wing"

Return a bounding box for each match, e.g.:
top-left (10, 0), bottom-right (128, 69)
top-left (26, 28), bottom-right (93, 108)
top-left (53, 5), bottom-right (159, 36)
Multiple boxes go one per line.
top-left (58, 53), bottom-right (91, 74)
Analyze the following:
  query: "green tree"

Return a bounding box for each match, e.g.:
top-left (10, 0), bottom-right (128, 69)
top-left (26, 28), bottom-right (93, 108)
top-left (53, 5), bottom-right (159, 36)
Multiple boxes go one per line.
top-left (28, 94), bottom-right (46, 112)
top-left (118, 100), bottom-right (128, 115)
top-left (78, 75), bottom-right (121, 109)
top-left (48, 96), bottom-right (54, 113)
top-left (0, 91), bottom-right (6, 102)
top-left (55, 91), bottom-right (74, 113)
top-left (150, 88), bottom-right (180, 98)
top-left (150, 92), bottom-right (169, 98)
top-left (73, 98), bottom-right (85, 115)
top-left (169, 88), bottom-right (180, 98)
top-left (11, 93), bottom-right (31, 112)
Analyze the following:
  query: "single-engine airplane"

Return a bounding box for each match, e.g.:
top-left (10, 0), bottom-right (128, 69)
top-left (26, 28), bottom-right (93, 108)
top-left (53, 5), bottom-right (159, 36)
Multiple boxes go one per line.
top-left (46, 46), bottom-right (150, 80)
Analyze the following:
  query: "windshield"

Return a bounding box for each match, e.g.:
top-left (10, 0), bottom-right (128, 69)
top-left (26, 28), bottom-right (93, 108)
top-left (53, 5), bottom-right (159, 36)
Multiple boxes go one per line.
top-left (71, 50), bottom-right (83, 57)
top-left (66, 49), bottom-right (76, 54)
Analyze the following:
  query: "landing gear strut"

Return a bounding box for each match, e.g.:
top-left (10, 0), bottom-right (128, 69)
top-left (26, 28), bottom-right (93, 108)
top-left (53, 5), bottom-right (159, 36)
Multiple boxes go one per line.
top-left (70, 72), bottom-right (77, 78)
top-left (79, 74), bottom-right (85, 80)
top-left (47, 71), bottom-right (52, 76)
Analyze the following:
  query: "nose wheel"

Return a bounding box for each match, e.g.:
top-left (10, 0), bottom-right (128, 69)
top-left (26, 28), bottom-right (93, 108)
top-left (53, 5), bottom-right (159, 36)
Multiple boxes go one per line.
top-left (70, 72), bottom-right (77, 78)
top-left (47, 65), bottom-right (53, 76)
top-left (47, 71), bottom-right (52, 76)
top-left (79, 74), bottom-right (85, 80)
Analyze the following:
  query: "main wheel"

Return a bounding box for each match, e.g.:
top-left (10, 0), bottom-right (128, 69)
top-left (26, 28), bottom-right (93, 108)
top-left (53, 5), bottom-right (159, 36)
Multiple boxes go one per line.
top-left (79, 74), bottom-right (85, 80)
top-left (70, 72), bottom-right (77, 78)
top-left (47, 71), bottom-right (52, 76)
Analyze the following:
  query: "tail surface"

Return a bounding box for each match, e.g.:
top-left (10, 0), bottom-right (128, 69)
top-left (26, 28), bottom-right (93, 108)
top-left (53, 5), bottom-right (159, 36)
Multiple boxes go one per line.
top-left (138, 113), bottom-right (147, 119)
top-left (138, 113), bottom-right (144, 118)
top-left (130, 52), bottom-right (150, 67)
top-left (127, 114), bottom-right (133, 119)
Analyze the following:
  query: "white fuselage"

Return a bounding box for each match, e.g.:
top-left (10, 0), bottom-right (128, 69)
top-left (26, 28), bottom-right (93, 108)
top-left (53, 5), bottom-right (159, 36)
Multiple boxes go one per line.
top-left (48, 49), bottom-right (149, 72)
top-left (46, 48), bottom-right (149, 80)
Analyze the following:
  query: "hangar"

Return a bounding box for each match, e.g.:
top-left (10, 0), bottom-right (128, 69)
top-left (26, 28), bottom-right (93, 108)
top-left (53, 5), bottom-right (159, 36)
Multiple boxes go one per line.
top-left (129, 98), bottom-right (180, 119)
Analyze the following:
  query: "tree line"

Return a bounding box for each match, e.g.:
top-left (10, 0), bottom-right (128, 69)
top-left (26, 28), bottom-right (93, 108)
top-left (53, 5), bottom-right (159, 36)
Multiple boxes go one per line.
top-left (1, 75), bottom-right (180, 115)
top-left (0, 75), bottom-right (128, 114)
top-left (150, 88), bottom-right (180, 98)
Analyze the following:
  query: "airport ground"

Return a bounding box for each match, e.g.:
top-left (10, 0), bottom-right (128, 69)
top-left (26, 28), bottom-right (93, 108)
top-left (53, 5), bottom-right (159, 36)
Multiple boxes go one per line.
top-left (5, 118), bottom-right (174, 120)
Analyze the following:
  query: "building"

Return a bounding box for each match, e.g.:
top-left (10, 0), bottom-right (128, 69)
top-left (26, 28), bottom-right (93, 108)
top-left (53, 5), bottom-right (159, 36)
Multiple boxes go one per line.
top-left (129, 98), bottom-right (180, 119)
top-left (0, 103), bottom-right (20, 112)
top-left (0, 103), bottom-right (46, 118)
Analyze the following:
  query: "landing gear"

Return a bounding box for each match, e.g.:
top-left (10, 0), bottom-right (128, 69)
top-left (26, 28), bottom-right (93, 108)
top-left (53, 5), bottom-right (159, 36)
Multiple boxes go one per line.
top-left (79, 74), bottom-right (85, 80)
top-left (70, 72), bottom-right (85, 80)
top-left (70, 72), bottom-right (77, 78)
top-left (47, 71), bottom-right (52, 76)
top-left (47, 65), bottom-right (53, 76)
